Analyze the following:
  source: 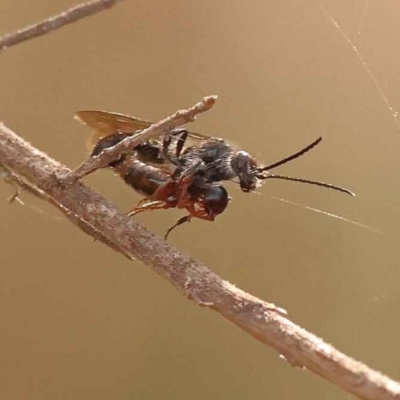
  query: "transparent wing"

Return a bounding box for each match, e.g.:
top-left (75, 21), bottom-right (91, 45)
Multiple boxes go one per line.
top-left (75, 110), bottom-right (214, 151)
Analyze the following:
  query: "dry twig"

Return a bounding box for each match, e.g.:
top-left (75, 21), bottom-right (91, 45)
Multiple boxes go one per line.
top-left (0, 107), bottom-right (399, 400)
top-left (0, 0), bottom-right (122, 52)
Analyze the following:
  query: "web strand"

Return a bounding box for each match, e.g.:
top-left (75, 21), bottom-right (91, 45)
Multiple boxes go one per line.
top-left (358, 0), bottom-right (370, 35)
top-left (269, 195), bottom-right (384, 236)
top-left (315, 0), bottom-right (399, 130)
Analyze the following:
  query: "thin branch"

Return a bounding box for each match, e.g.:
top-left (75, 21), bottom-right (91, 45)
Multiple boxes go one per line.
top-left (0, 111), bottom-right (399, 400)
top-left (66, 95), bottom-right (217, 183)
top-left (0, 163), bottom-right (48, 202)
top-left (0, 0), bottom-right (123, 52)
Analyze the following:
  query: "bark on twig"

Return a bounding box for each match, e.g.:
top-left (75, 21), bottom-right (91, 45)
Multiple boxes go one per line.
top-left (0, 113), bottom-right (399, 400)
top-left (0, 0), bottom-right (122, 52)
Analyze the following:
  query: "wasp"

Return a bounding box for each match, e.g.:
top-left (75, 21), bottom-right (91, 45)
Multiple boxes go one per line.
top-left (75, 110), bottom-right (354, 237)
top-left (76, 112), bottom-right (230, 238)
top-left (76, 110), bottom-right (355, 196)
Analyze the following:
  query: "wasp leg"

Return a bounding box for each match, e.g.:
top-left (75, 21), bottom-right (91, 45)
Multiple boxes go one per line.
top-left (135, 197), bottom-right (152, 207)
top-left (175, 130), bottom-right (188, 159)
top-left (186, 202), bottom-right (215, 221)
top-left (128, 200), bottom-right (167, 216)
top-left (162, 129), bottom-right (188, 165)
top-left (164, 215), bottom-right (192, 239)
top-left (175, 175), bottom-right (193, 210)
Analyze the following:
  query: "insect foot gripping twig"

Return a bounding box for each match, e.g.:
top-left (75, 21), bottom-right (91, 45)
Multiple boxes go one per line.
top-left (63, 95), bottom-right (218, 185)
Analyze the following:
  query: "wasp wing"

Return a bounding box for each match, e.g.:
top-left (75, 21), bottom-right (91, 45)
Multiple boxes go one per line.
top-left (75, 110), bottom-right (154, 150)
top-left (75, 110), bottom-right (215, 151)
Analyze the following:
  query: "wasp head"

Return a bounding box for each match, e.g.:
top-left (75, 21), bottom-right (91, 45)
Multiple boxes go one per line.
top-left (231, 151), bottom-right (259, 192)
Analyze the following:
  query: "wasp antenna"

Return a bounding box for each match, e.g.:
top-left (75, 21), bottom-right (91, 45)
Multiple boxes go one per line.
top-left (258, 137), bottom-right (322, 172)
top-left (260, 174), bottom-right (355, 196)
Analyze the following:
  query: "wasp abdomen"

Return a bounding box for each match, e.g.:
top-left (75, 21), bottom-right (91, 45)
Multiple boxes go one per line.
top-left (115, 158), bottom-right (167, 197)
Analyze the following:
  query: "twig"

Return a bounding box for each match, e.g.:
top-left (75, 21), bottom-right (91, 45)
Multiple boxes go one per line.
top-left (0, 163), bottom-right (48, 202)
top-left (66, 95), bottom-right (217, 183)
top-left (0, 118), bottom-right (399, 400)
top-left (0, 0), bottom-right (123, 52)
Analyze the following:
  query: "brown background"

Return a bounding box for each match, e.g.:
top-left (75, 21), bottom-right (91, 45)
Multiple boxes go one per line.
top-left (1, 1), bottom-right (400, 399)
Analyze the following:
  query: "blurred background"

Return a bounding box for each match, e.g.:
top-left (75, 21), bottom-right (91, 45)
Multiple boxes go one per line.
top-left (1, 0), bottom-right (400, 398)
